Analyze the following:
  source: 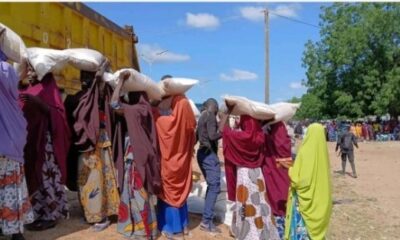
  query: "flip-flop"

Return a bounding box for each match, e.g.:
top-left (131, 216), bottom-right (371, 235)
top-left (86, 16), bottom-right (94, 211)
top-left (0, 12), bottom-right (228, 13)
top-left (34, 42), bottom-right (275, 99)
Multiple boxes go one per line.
top-left (92, 219), bottom-right (110, 232)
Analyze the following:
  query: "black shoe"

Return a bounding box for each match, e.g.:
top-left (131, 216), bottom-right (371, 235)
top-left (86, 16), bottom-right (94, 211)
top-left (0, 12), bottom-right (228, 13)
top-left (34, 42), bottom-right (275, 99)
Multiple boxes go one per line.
top-left (26, 220), bottom-right (56, 231)
top-left (11, 233), bottom-right (25, 240)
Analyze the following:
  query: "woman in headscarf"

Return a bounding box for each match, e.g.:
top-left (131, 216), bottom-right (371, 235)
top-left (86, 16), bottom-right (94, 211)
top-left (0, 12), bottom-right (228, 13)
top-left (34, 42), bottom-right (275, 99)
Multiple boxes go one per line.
top-left (71, 62), bottom-right (120, 231)
top-left (262, 121), bottom-right (293, 239)
top-left (111, 72), bottom-right (161, 239)
top-left (153, 79), bottom-right (196, 240)
top-left (19, 65), bottom-right (70, 231)
top-left (0, 50), bottom-right (34, 240)
top-left (64, 70), bottom-right (97, 192)
top-left (221, 112), bottom-right (280, 240)
top-left (285, 123), bottom-right (332, 240)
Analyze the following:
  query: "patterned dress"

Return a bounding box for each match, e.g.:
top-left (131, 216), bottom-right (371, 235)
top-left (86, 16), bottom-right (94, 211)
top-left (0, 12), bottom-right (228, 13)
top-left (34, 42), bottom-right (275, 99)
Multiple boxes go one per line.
top-left (288, 192), bottom-right (310, 240)
top-left (117, 136), bottom-right (158, 239)
top-left (275, 215), bottom-right (286, 240)
top-left (78, 114), bottom-right (119, 223)
top-left (0, 156), bottom-right (34, 235)
top-left (30, 132), bottom-right (69, 221)
top-left (231, 167), bottom-right (280, 240)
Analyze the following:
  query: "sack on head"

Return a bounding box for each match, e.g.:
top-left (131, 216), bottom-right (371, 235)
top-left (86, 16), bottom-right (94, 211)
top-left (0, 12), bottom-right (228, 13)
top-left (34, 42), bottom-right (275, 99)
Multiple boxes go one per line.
top-left (0, 23), bottom-right (28, 63)
top-left (159, 77), bottom-right (199, 97)
top-left (64, 48), bottom-right (105, 72)
top-left (223, 95), bottom-right (275, 120)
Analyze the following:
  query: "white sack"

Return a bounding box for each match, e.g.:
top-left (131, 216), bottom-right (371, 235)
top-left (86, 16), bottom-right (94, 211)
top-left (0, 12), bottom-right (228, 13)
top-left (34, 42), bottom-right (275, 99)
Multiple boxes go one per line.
top-left (64, 48), bottom-right (105, 72)
top-left (188, 188), bottom-right (229, 222)
top-left (270, 102), bottom-right (300, 124)
top-left (223, 95), bottom-right (275, 120)
top-left (159, 77), bottom-right (198, 96)
top-left (188, 99), bottom-right (200, 118)
top-left (102, 72), bottom-right (115, 84)
top-left (27, 48), bottom-right (69, 80)
top-left (106, 68), bottom-right (163, 101)
top-left (13, 61), bottom-right (28, 80)
top-left (0, 23), bottom-right (27, 63)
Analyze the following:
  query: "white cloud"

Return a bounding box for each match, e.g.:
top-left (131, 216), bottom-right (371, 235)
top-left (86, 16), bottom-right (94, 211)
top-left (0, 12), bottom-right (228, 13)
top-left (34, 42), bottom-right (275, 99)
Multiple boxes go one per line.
top-left (271, 4), bottom-right (301, 18)
top-left (220, 69), bottom-right (258, 81)
top-left (138, 44), bottom-right (190, 64)
top-left (240, 4), bottom-right (302, 22)
top-left (186, 13), bottom-right (220, 29)
top-left (289, 82), bottom-right (304, 89)
top-left (240, 6), bottom-right (265, 22)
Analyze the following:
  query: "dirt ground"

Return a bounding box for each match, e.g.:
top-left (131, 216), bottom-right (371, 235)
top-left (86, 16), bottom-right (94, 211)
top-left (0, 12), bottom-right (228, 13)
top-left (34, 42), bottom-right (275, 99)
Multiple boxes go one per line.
top-left (1, 141), bottom-right (399, 240)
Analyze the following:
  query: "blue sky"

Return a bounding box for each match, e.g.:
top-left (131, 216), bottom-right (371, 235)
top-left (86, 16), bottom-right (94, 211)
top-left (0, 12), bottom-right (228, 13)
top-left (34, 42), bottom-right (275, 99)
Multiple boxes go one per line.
top-left (86, 2), bottom-right (327, 104)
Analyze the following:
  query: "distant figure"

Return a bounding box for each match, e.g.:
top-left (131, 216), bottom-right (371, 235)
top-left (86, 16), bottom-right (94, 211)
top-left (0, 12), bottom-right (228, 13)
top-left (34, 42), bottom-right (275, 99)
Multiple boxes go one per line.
top-left (285, 123), bottom-right (332, 240)
top-left (294, 122), bottom-right (303, 139)
top-left (285, 122), bottom-right (297, 160)
top-left (336, 125), bottom-right (359, 178)
top-left (362, 122), bottom-right (369, 141)
top-left (196, 98), bottom-right (222, 233)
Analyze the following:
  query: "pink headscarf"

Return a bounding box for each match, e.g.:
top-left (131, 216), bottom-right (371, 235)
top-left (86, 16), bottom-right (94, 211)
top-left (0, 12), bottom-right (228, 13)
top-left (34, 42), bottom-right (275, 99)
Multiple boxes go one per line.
top-left (20, 74), bottom-right (70, 193)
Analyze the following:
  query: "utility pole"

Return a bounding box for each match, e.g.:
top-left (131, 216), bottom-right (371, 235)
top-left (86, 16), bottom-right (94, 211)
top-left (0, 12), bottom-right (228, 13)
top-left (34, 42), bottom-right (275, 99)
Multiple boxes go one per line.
top-left (264, 9), bottom-right (270, 104)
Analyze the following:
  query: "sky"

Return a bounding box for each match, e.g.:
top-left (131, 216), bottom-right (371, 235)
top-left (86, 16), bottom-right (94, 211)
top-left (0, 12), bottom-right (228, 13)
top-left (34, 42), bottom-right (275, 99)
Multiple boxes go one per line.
top-left (86, 2), bottom-right (327, 104)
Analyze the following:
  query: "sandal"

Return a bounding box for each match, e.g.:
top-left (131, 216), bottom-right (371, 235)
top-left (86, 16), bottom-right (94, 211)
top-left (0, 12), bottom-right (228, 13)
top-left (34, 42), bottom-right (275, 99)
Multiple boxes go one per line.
top-left (161, 231), bottom-right (184, 240)
top-left (92, 219), bottom-right (110, 232)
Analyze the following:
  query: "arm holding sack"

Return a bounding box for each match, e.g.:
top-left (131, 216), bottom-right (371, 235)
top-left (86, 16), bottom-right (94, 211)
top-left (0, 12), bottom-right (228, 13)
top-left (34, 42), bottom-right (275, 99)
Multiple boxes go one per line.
top-left (110, 70), bottom-right (130, 115)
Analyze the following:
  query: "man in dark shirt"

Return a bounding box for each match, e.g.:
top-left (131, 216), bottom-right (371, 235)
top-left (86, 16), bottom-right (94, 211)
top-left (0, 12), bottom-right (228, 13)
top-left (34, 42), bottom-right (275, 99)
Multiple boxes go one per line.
top-left (196, 98), bottom-right (222, 234)
top-left (336, 125), bottom-right (359, 178)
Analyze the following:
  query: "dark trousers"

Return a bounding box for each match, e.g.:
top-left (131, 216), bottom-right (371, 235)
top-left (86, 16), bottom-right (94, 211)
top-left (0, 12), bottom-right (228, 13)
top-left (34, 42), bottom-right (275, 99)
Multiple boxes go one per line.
top-left (196, 148), bottom-right (221, 225)
top-left (341, 151), bottom-right (356, 174)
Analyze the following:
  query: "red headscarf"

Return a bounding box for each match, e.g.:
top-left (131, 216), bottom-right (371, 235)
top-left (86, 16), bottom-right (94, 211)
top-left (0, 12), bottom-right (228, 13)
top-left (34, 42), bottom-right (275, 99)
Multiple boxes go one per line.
top-left (222, 115), bottom-right (265, 201)
top-left (20, 74), bottom-right (71, 194)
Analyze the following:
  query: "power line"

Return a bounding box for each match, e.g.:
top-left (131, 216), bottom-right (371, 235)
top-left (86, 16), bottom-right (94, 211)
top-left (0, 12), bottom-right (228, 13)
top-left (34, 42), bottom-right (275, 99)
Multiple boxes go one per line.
top-left (269, 11), bottom-right (320, 29)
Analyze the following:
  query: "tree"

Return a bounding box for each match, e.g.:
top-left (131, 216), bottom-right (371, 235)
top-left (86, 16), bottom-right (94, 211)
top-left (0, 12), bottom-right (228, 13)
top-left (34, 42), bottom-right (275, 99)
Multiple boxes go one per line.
top-left (301, 3), bottom-right (400, 119)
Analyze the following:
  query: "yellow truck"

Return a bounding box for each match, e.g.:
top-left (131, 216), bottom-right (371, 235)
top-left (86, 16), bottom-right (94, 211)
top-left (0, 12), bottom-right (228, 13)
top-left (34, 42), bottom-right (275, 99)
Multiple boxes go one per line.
top-left (0, 2), bottom-right (140, 94)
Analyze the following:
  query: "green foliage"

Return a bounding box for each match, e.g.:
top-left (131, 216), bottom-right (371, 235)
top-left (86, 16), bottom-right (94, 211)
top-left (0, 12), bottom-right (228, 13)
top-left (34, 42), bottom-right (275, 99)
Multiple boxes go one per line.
top-left (300, 3), bottom-right (400, 120)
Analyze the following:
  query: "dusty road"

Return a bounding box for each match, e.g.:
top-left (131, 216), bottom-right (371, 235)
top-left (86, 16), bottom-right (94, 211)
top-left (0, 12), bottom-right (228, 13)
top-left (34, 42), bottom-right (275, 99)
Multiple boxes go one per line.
top-left (1, 141), bottom-right (399, 240)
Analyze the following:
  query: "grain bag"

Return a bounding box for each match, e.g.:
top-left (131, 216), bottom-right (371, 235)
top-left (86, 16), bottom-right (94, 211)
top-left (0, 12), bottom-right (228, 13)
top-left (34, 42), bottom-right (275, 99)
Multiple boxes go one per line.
top-left (64, 48), bottom-right (105, 72)
top-left (0, 23), bottom-right (27, 63)
top-left (27, 48), bottom-right (69, 80)
top-left (270, 102), bottom-right (300, 123)
top-left (188, 98), bottom-right (200, 118)
top-left (223, 95), bottom-right (275, 120)
top-left (159, 77), bottom-right (199, 96)
top-left (106, 68), bottom-right (162, 101)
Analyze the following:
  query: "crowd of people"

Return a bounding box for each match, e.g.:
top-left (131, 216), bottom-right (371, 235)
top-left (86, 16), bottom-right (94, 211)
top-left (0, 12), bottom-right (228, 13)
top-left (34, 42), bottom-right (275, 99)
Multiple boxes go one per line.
top-left (293, 120), bottom-right (400, 142)
top-left (1, 46), bottom-right (333, 240)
